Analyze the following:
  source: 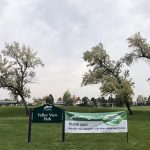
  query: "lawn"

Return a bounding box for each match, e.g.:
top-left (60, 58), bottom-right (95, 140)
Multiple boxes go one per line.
top-left (0, 106), bottom-right (150, 150)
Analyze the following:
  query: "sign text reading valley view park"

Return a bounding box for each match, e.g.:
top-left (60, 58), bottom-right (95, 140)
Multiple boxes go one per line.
top-left (28, 104), bottom-right (63, 143)
top-left (32, 104), bottom-right (62, 123)
top-left (65, 111), bottom-right (127, 133)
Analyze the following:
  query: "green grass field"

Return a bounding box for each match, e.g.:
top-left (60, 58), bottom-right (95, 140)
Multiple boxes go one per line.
top-left (0, 106), bottom-right (150, 150)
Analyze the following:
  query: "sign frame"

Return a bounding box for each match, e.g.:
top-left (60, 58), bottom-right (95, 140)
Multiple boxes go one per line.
top-left (27, 104), bottom-right (64, 144)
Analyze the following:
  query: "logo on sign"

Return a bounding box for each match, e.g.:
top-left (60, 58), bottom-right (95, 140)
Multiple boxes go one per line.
top-left (102, 115), bottom-right (122, 126)
top-left (43, 105), bottom-right (52, 111)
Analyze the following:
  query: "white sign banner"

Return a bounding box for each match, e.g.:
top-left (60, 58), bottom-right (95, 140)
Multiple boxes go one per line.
top-left (65, 111), bottom-right (127, 133)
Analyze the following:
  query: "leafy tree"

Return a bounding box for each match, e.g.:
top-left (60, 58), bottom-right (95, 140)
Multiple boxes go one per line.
top-left (136, 95), bottom-right (147, 106)
top-left (0, 42), bottom-right (44, 115)
top-left (63, 90), bottom-right (72, 106)
top-left (147, 96), bottom-right (150, 105)
top-left (107, 96), bottom-right (114, 103)
top-left (81, 96), bottom-right (89, 106)
top-left (91, 97), bottom-right (97, 106)
top-left (113, 97), bottom-right (124, 107)
top-left (124, 32), bottom-right (150, 65)
top-left (82, 43), bottom-right (134, 115)
top-left (97, 96), bottom-right (107, 107)
top-left (107, 96), bottom-right (116, 107)
top-left (43, 94), bottom-right (54, 104)
top-left (100, 76), bottom-right (118, 97)
top-left (97, 97), bottom-right (106, 103)
top-left (124, 32), bottom-right (150, 81)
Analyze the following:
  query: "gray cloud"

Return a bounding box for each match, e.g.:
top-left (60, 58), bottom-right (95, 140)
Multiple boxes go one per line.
top-left (0, 0), bottom-right (150, 101)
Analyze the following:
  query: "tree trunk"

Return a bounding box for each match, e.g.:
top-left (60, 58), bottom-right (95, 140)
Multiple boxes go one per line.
top-left (125, 97), bottom-right (133, 115)
top-left (20, 95), bottom-right (29, 116)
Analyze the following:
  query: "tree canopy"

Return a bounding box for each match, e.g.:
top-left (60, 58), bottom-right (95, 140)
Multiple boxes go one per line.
top-left (44, 94), bottom-right (54, 104)
top-left (82, 43), bottom-right (134, 114)
top-left (124, 32), bottom-right (150, 81)
top-left (0, 42), bottom-right (44, 114)
top-left (63, 90), bottom-right (73, 106)
top-left (124, 32), bottom-right (150, 65)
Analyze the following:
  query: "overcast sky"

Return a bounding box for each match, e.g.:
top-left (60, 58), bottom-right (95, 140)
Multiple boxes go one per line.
top-left (0, 0), bottom-right (150, 101)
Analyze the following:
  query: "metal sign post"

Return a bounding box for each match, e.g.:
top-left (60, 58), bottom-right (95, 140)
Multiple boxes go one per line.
top-left (28, 108), bottom-right (32, 144)
top-left (62, 109), bottom-right (65, 143)
top-left (127, 132), bottom-right (128, 143)
top-left (126, 110), bottom-right (128, 143)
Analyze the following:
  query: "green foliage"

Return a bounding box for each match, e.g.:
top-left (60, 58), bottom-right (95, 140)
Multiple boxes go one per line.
top-left (147, 96), bottom-right (150, 105)
top-left (43, 94), bottom-right (54, 104)
top-left (82, 43), bottom-right (113, 86)
top-left (97, 96), bottom-right (106, 103)
top-left (136, 95), bottom-right (147, 106)
top-left (63, 90), bottom-right (73, 106)
top-left (33, 94), bottom-right (54, 105)
top-left (123, 32), bottom-right (150, 104)
top-left (91, 97), bottom-right (97, 106)
top-left (100, 76), bottom-right (118, 96)
top-left (82, 43), bottom-right (134, 114)
top-left (124, 32), bottom-right (150, 66)
top-left (81, 96), bottom-right (89, 106)
top-left (124, 32), bottom-right (150, 81)
top-left (115, 79), bottom-right (134, 103)
top-left (0, 42), bottom-right (44, 113)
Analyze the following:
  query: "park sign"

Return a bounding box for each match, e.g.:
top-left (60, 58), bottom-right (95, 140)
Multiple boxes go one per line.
top-left (28, 104), bottom-right (64, 144)
top-left (32, 104), bottom-right (62, 123)
top-left (65, 111), bottom-right (127, 133)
